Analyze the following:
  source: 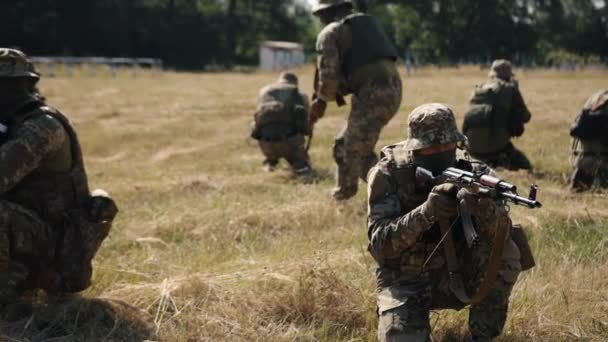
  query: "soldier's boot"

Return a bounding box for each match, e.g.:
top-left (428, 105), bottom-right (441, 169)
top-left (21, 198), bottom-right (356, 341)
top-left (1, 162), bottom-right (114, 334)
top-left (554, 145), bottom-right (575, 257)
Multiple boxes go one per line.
top-left (262, 159), bottom-right (278, 172)
top-left (333, 160), bottom-right (358, 200)
top-left (291, 160), bottom-right (313, 177)
top-left (332, 136), bottom-right (357, 200)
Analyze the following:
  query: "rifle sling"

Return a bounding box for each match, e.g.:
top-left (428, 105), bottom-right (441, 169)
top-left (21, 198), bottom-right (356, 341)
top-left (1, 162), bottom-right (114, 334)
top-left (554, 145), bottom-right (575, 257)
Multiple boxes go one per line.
top-left (439, 219), bottom-right (471, 304)
top-left (470, 215), bottom-right (510, 304)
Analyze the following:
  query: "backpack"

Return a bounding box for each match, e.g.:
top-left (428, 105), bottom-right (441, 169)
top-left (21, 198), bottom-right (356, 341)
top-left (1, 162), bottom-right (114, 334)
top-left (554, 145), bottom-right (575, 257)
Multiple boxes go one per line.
top-left (570, 91), bottom-right (608, 143)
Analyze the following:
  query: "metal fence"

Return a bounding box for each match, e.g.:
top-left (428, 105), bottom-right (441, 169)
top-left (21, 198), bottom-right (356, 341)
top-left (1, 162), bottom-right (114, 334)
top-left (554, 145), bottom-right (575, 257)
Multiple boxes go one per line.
top-left (30, 57), bottom-right (163, 77)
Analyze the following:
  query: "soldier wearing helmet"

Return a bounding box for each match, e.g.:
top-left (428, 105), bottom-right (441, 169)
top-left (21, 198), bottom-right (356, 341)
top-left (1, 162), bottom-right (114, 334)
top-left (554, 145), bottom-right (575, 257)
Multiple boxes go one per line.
top-left (367, 104), bottom-right (522, 341)
top-left (462, 59), bottom-right (533, 171)
top-left (251, 72), bottom-right (312, 175)
top-left (0, 48), bottom-right (117, 310)
top-left (310, 0), bottom-right (402, 200)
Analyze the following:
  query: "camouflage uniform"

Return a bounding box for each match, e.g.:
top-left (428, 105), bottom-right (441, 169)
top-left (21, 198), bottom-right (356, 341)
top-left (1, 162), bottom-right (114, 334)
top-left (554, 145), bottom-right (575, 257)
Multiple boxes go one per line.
top-left (0, 49), bottom-right (117, 305)
top-left (252, 73), bottom-right (312, 175)
top-left (368, 104), bottom-right (521, 341)
top-left (570, 90), bottom-right (608, 191)
top-left (463, 60), bottom-right (532, 171)
top-left (313, 0), bottom-right (402, 199)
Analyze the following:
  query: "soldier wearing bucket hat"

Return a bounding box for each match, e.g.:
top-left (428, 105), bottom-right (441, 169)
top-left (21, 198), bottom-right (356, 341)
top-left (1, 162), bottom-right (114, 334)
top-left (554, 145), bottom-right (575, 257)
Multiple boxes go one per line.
top-left (0, 48), bottom-right (117, 310)
top-left (462, 59), bottom-right (533, 171)
top-left (367, 103), bottom-right (522, 341)
top-left (310, 0), bottom-right (402, 200)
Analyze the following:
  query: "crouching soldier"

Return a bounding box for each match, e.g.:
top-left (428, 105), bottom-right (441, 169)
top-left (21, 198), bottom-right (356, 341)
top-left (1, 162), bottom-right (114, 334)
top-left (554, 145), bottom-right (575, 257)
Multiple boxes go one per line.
top-left (463, 60), bottom-right (533, 171)
top-left (368, 103), bottom-right (534, 341)
top-left (251, 72), bottom-right (312, 175)
top-left (0, 48), bottom-right (118, 308)
top-left (569, 89), bottom-right (608, 191)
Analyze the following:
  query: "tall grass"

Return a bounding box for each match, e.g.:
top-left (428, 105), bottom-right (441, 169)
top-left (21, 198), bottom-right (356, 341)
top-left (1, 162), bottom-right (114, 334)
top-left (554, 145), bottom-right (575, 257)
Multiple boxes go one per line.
top-left (1, 66), bottom-right (607, 341)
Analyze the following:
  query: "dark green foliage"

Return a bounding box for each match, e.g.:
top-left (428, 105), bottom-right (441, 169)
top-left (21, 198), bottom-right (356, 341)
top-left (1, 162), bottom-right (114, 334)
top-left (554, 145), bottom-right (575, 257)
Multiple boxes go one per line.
top-left (0, 0), bottom-right (606, 68)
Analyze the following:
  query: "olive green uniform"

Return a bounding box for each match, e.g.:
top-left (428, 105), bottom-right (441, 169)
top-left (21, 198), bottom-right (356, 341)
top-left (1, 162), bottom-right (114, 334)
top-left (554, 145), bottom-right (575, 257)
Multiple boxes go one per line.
top-left (315, 11), bottom-right (402, 199)
top-left (252, 79), bottom-right (312, 174)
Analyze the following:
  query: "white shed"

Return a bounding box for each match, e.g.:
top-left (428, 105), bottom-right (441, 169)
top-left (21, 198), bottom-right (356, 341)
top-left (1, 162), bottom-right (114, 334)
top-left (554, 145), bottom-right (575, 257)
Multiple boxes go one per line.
top-left (259, 41), bottom-right (305, 70)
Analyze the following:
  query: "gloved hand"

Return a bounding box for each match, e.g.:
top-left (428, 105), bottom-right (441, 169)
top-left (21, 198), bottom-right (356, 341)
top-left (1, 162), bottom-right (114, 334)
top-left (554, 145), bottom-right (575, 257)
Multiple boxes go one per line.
top-left (421, 183), bottom-right (459, 222)
top-left (310, 98), bottom-right (327, 125)
top-left (457, 187), bottom-right (508, 236)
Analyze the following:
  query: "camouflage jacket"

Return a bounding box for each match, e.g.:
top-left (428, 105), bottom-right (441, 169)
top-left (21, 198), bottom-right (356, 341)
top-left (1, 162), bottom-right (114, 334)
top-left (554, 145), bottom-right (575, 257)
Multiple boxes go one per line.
top-left (367, 143), bottom-right (505, 288)
top-left (0, 100), bottom-right (90, 226)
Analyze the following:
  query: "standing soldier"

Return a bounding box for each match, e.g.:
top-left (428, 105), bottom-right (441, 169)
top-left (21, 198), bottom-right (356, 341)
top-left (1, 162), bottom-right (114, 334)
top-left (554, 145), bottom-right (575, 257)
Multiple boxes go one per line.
top-left (0, 49), bottom-right (117, 308)
top-left (310, 0), bottom-right (402, 200)
top-left (463, 60), bottom-right (533, 171)
top-left (569, 89), bottom-right (608, 191)
top-left (251, 72), bottom-right (312, 176)
top-left (368, 104), bottom-right (529, 341)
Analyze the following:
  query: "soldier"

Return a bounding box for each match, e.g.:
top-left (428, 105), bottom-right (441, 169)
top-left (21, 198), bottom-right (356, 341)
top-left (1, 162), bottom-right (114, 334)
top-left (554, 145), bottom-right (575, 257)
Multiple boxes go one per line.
top-left (569, 89), bottom-right (608, 191)
top-left (368, 104), bottom-right (524, 341)
top-left (251, 72), bottom-right (312, 175)
top-left (463, 59), bottom-right (533, 171)
top-left (0, 48), bottom-right (117, 309)
top-left (310, 0), bottom-right (402, 200)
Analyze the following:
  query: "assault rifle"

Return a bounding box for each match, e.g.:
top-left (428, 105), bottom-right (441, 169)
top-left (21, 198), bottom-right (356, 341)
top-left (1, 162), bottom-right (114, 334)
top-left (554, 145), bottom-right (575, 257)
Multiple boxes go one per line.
top-left (415, 164), bottom-right (541, 304)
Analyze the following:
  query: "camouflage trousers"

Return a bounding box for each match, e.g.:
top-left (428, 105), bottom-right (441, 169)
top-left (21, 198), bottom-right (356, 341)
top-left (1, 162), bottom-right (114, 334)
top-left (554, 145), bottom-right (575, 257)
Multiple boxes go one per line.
top-left (0, 200), bottom-right (56, 305)
top-left (570, 152), bottom-right (608, 191)
top-left (333, 76), bottom-right (402, 199)
top-left (469, 143), bottom-right (532, 171)
top-left (377, 240), bottom-right (521, 342)
top-left (258, 134), bottom-right (311, 174)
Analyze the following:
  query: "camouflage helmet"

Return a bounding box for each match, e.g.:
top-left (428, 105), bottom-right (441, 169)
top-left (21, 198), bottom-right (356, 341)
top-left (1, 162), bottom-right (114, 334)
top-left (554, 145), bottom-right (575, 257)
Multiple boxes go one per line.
top-left (0, 48), bottom-right (39, 80)
top-left (312, 0), bottom-right (353, 14)
top-left (404, 103), bottom-right (466, 151)
top-left (488, 59), bottom-right (513, 79)
top-left (278, 72), bottom-right (298, 86)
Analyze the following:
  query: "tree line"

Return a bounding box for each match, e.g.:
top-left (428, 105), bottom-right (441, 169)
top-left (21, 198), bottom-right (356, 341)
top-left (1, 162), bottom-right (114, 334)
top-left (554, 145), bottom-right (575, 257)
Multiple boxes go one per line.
top-left (0, 0), bottom-right (606, 69)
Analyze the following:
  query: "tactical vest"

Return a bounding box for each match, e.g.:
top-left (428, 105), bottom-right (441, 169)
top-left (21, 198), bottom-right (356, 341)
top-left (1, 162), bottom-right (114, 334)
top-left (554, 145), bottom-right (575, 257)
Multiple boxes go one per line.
top-left (340, 13), bottom-right (398, 80)
top-left (463, 79), bottom-right (515, 154)
top-left (2, 103), bottom-right (90, 226)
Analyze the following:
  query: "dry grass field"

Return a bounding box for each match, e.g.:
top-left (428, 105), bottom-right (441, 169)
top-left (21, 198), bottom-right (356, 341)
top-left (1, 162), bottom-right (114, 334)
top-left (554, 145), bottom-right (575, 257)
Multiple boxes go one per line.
top-left (1, 66), bottom-right (607, 341)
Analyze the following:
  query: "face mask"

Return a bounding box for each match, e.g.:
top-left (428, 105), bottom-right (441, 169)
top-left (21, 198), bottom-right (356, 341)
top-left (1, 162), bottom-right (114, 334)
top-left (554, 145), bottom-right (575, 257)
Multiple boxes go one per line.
top-left (414, 150), bottom-right (456, 176)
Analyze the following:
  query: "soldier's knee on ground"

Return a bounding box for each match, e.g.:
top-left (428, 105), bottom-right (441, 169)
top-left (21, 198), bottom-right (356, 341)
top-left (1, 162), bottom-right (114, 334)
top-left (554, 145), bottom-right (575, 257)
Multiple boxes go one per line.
top-left (570, 167), bottom-right (594, 191)
top-left (469, 287), bottom-right (510, 340)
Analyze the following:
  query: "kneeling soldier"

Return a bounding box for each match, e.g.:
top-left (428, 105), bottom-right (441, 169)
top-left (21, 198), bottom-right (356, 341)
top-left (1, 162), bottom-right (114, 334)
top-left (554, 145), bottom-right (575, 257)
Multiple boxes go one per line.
top-left (0, 49), bottom-right (117, 308)
top-left (368, 103), bottom-right (531, 341)
top-left (569, 89), bottom-right (608, 192)
top-left (251, 72), bottom-right (312, 175)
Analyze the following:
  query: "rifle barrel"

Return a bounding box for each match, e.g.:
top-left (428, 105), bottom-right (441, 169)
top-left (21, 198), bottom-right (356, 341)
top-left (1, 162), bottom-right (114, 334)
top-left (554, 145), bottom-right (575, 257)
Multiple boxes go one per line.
top-left (499, 192), bottom-right (542, 208)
